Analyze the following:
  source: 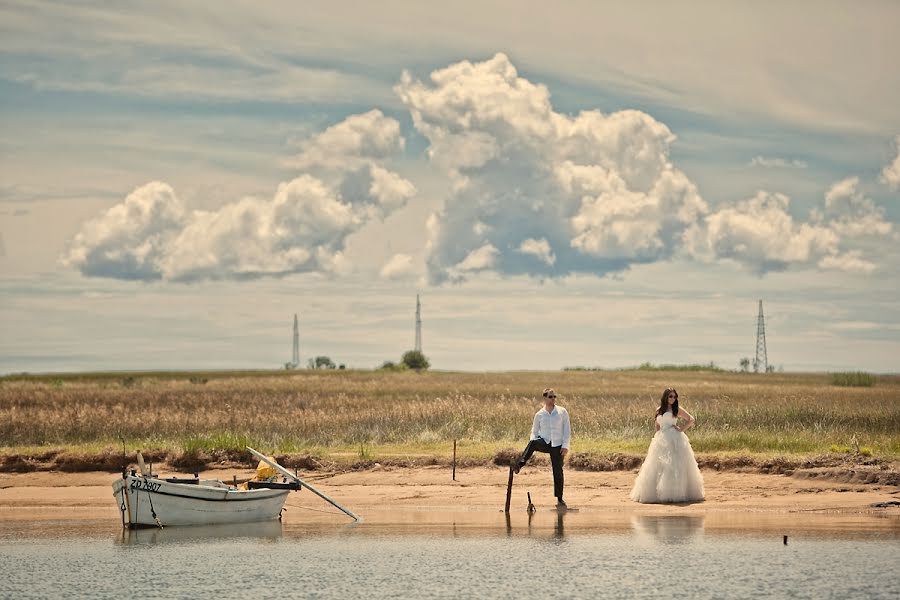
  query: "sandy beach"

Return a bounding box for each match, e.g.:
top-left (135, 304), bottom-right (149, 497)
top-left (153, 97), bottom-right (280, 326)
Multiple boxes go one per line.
top-left (2, 466), bottom-right (898, 533)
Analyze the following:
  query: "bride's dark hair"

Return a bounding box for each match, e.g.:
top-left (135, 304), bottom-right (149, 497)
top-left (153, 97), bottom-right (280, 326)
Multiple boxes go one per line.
top-left (657, 388), bottom-right (679, 417)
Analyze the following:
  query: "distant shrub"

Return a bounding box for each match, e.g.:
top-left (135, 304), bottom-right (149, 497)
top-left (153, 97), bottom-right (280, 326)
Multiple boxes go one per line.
top-left (632, 362), bottom-right (725, 372)
top-left (378, 361), bottom-right (407, 372)
top-left (564, 363), bottom-right (727, 372)
top-left (830, 444), bottom-right (851, 453)
top-left (859, 447), bottom-right (873, 457)
top-left (830, 372), bottom-right (875, 387)
top-left (401, 350), bottom-right (430, 371)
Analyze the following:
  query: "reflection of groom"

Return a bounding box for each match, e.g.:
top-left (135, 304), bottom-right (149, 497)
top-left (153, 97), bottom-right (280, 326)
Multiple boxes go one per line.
top-left (514, 388), bottom-right (571, 508)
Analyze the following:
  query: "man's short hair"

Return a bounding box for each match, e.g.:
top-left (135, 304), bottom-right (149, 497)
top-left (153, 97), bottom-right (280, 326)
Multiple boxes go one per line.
top-left (543, 388), bottom-right (556, 398)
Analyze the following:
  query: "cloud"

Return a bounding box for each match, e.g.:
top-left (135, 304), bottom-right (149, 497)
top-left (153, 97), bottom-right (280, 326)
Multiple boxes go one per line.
top-left (749, 156), bottom-right (808, 169)
top-left (456, 244), bottom-right (499, 271)
top-left (63, 113), bottom-right (415, 282)
top-left (62, 181), bottom-right (186, 280)
top-left (822, 177), bottom-right (893, 237)
top-left (289, 110), bottom-right (404, 171)
top-left (379, 253), bottom-right (415, 280)
top-left (685, 191), bottom-right (840, 273)
top-left (397, 54), bottom-right (895, 282)
top-left (518, 238), bottom-right (555, 266)
top-left (444, 243), bottom-right (500, 282)
top-left (817, 251), bottom-right (875, 274)
top-left (397, 53), bottom-right (709, 283)
top-left (687, 181), bottom-right (892, 274)
top-left (880, 134), bottom-right (900, 191)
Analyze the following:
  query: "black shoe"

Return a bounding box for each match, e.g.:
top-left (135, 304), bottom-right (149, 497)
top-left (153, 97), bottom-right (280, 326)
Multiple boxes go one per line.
top-left (556, 500), bottom-right (567, 509)
top-left (512, 461), bottom-right (522, 474)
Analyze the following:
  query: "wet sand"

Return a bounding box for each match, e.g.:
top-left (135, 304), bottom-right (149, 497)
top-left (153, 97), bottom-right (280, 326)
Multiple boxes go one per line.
top-left (2, 466), bottom-right (898, 532)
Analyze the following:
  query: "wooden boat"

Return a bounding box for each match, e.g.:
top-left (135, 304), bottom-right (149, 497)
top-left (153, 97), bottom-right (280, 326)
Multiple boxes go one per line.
top-left (113, 471), bottom-right (295, 528)
top-left (113, 448), bottom-right (360, 528)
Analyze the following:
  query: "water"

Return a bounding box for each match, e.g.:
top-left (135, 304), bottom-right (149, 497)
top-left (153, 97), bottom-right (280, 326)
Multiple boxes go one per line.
top-left (1, 514), bottom-right (897, 599)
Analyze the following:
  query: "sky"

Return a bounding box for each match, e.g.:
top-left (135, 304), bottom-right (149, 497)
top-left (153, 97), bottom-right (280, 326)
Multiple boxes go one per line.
top-left (1, 1), bottom-right (899, 374)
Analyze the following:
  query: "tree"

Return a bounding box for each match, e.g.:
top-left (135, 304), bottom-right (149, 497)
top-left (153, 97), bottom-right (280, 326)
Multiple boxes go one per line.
top-left (739, 357), bottom-right (750, 372)
top-left (401, 349), bottom-right (430, 371)
top-left (312, 356), bottom-right (336, 369)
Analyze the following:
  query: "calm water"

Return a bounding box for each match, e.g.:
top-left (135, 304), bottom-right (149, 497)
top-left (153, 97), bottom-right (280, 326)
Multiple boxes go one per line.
top-left (1, 514), bottom-right (898, 599)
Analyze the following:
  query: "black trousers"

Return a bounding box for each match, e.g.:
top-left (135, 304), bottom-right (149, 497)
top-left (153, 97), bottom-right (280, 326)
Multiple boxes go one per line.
top-left (517, 439), bottom-right (564, 501)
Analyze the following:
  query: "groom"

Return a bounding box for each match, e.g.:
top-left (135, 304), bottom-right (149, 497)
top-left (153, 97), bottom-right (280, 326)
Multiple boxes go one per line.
top-left (514, 388), bottom-right (571, 508)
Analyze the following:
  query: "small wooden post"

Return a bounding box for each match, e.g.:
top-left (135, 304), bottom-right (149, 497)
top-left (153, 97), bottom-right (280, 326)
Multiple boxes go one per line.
top-left (505, 463), bottom-right (514, 513)
top-left (452, 439), bottom-right (457, 481)
top-left (783, 535), bottom-right (788, 545)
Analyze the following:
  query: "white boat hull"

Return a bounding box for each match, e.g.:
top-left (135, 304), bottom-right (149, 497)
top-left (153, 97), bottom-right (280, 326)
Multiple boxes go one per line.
top-left (113, 474), bottom-right (289, 528)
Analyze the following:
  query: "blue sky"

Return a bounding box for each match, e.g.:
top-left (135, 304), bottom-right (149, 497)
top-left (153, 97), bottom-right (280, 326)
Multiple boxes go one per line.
top-left (1, 1), bottom-right (899, 373)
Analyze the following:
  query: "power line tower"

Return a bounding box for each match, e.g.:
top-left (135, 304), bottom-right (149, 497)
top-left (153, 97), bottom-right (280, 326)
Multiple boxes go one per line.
top-left (414, 294), bottom-right (422, 353)
top-left (291, 313), bottom-right (300, 369)
top-left (753, 300), bottom-right (768, 373)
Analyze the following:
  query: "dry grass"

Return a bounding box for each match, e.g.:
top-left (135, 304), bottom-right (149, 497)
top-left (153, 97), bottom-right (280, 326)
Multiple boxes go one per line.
top-left (1, 370), bottom-right (898, 466)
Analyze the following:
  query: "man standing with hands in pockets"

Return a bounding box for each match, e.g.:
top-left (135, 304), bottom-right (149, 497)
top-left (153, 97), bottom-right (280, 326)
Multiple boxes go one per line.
top-left (514, 388), bottom-right (571, 509)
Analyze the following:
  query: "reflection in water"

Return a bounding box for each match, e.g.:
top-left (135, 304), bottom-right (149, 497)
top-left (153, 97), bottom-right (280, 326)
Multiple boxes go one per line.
top-left (1, 515), bottom-right (898, 600)
top-left (554, 511), bottom-right (565, 539)
top-left (117, 521), bottom-right (284, 546)
top-left (631, 515), bottom-right (705, 544)
top-left (507, 509), bottom-right (568, 541)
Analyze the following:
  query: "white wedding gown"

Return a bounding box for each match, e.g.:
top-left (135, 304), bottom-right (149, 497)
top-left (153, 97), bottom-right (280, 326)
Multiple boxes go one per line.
top-left (630, 411), bottom-right (705, 503)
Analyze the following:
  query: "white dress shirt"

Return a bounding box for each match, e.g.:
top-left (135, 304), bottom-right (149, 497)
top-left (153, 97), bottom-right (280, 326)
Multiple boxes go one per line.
top-left (530, 405), bottom-right (571, 449)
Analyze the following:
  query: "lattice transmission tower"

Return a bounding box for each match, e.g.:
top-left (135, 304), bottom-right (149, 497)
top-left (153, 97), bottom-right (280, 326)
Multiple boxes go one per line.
top-left (754, 300), bottom-right (767, 373)
top-left (291, 313), bottom-right (300, 369)
top-left (415, 295), bottom-right (422, 353)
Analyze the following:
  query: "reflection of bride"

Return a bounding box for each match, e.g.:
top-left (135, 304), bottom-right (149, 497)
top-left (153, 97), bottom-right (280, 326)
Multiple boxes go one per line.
top-left (631, 515), bottom-right (705, 544)
top-left (630, 388), bottom-right (705, 503)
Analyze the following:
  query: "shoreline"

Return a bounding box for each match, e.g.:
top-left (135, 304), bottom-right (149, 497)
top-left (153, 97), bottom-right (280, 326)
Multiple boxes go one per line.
top-left (2, 466), bottom-right (898, 531)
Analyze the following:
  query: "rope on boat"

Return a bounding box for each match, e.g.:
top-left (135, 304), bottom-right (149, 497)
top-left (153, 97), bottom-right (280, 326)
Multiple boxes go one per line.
top-left (145, 485), bottom-right (163, 528)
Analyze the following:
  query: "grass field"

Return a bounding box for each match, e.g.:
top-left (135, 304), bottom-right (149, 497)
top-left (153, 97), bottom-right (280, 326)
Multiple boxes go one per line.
top-left (1, 369), bottom-right (898, 470)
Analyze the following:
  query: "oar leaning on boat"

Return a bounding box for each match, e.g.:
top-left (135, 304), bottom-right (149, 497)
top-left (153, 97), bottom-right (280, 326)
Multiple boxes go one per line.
top-left (246, 447), bottom-right (362, 522)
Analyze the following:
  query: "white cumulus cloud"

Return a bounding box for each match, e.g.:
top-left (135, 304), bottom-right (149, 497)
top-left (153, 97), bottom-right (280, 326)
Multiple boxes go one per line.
top-left (62, 181), bottom-right (186, 280)
top-left (880, 134), bottom-right (900, 191)
top-left (289, 110), bottom-right (403, 172)
top-left (822, 177), bottom-right (892, 237)
top-left (396, 54), bottom-right (894, 282)
top-left (685, 191), bottom-right (839, 273)
top-left (379, 253), bottom-right (415, 280)
top-left (451, 243), bottom-right (499, 277)
top-left (518, 237), bottom-right (555, 266)
top-left (687, 181), bottom-right (892, 274)
top-left (64, 113), bottom-right (415, 282)
top-left (396, 53), bottom-right (709, 283)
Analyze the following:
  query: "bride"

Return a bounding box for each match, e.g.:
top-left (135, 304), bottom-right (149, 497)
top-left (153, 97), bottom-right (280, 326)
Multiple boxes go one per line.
top-left (630, 388), bottom-right (705, 503)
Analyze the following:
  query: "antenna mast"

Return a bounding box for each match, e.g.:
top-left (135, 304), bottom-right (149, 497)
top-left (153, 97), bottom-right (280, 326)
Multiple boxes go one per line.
top-left (754, 300), bottom-right (767, 373)
top-left (415, 295), bottom-right (422, 352)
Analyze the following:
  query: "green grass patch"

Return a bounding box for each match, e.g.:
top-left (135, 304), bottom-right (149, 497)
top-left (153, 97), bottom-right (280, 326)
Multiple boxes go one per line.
top-left (830, 371), bottom-right (876, 387)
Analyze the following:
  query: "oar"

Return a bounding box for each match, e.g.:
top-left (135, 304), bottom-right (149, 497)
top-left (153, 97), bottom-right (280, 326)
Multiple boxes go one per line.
top-left (246, 447), bottom-right (362, 522)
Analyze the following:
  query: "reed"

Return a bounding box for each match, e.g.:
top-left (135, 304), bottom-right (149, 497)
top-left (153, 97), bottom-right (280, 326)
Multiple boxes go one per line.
top-left (1, 370), bottom-right (898, 459)
top-left (830, 371), bottom-right (876, 387)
